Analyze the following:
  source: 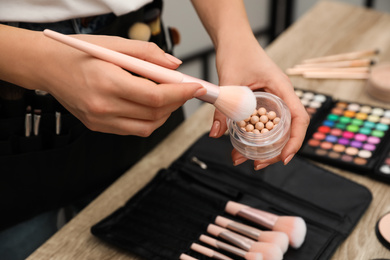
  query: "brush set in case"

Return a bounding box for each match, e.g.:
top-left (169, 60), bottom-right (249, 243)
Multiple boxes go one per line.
top-left (295, 88), bottom-right (390, 183)
top-left (91, 134), bottom-right (371, 260)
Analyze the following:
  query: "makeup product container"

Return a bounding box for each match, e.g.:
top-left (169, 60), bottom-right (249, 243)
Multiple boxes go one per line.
top-left (366, 62), bottom-right (390, 102)
top-left (227, 92), bottom-right (291, 160)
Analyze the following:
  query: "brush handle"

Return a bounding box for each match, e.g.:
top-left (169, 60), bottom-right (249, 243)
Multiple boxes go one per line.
top-left (43, 29), bottom-right (219, 104)
top-left (200, 235), bottom-right (247, 258)
top-left (191, 243), bottom-right (233, 260)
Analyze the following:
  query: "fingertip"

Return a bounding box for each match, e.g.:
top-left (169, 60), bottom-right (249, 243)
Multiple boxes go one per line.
top-left (164, 53), bottom-right (182, 66)
top-left (209, 120), bottom-right (221, 138)
top-left (193, 87), bottom-right (207, 98)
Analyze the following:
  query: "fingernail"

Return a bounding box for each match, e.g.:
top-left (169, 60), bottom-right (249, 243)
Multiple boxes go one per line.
top-left (209, 121), bottom-right (220, 138)
top-left (193, 87), bottom-right (207, 98)
top-left (255, 163), bottom-right (270, 171)
top-left (234, 157), bottom-right (247, 166)
top-left (284, 153), bottom-right (295, 165)
top-left (165, 53), bottom-right (182, 65)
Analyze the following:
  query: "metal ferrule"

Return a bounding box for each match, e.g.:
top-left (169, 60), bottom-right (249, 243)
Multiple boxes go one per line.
top-left (238, 208), bottom-right (278, 229)
top-left (219, 231), bottom-right (254, 251)
top-left (227, 221), bottom-right (261, 240)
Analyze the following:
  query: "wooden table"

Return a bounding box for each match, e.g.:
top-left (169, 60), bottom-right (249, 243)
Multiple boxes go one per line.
top-left (28, 1), bottom-right (390, 259)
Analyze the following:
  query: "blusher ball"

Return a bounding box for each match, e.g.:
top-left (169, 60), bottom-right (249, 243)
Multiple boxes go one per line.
top-left (266, 121), bottom-right (274, 130)
top-left (246, 124), bottom-right (255, 132)
top-left (258, 107), bottom-right (267, 115)
top-left (268, 111), bottom-right (277, 120)
top-left (251, 116), bottom-right (260, 124)
top-left (238, 120), bottom-right (247, 127)
top-left (260, 115), bottom-right (268, 123)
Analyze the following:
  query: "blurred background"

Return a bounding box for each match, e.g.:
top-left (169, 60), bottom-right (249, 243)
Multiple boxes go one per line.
top-left (161, 0), bottom-right (390, 118)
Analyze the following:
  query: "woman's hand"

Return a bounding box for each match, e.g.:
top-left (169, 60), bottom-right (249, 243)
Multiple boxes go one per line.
top-left (0, 25), bottom-right (206, 136)
top-left (209, 35), bottom-right (309, 170)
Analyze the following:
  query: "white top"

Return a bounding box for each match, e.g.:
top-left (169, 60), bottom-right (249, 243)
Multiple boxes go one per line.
top-left (0, 0), bottom-right (153, 23)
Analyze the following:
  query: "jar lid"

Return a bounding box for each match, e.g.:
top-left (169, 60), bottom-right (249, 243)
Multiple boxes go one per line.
top-left (367, 62), bottom-right (390, 102)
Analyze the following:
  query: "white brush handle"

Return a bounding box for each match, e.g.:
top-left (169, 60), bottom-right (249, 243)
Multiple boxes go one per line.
top-left (43, 29), bottom-right (219, 104)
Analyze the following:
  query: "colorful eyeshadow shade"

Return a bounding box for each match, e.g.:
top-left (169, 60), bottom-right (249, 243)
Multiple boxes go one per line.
top-left (329, 151), bottom-right (341, 159)
top-left (368, 115), bottom-right (380, 123)
top-left (332, 107), bottom-right (343, 115)
top-left (318, 126), bottom-right (331, 133)
top-left (338, 138), bottom-right (350, 145)
top-left (364, 121), bottom-right (376, 128)
top-left (344, 110), bottom-right (356, 117)
top-left (310, 101), bottom-right (322, 108)
top-left (335, 123), bottom-right (346, 130)
top-left (346, 125), bottom-right (359, 133)
top-left (367, 136), bottom-right (380, 144)
top-left (343, 131), bottom-right (355, 139)
top-left (320, 142), bottom-right (333, 150)
top-left (330, 128), bottom-right (343, 136)
top-left (336, 102), bottom-right (348, 108)
top-left (341, 154), bottom-right (353, 162)
top-left (358, 150), bottom-right (372, 158)
top-left (313, 132), bottom-right (326, 140)
top-left (308, 139), bottom-right (320, 147)
top-left (377, 124), bottom-right (389, 131)
top-left (316, 149), bottom-right (327, 156)
top-left (350, 141), bottom-right (363, 148)
top-left (372, 108), bottom-right (384, 116)
top-left (340, 116), bottom-right (352, 124)
top-left (351, 119), bottom-right (363, 126)
top-left (354, 157), bottom-right (367, 165)
top-left (323, 120), bottom-right (335, 127)
top-left (303, 92), bottom-right (314, 99)
top-left (333, 144), bottom-right (346, 152)
top-left (347, 103), bottom-right (360, 111)
top-left (380, 118), bottom-right (390, 125)
top-left (314, 94), bottom-right (326, 102)
top-left (363, 143), bottom-right (376, 151)
top-left (325, 135), bottom-right (338, 143)
top-left (372, 130), bottom-right (385, 138)
top-left (328, 114), bottom-right (339, 121)
top-left (355, 133), bottom-right (368, 142)
top-left (356, 112), bottom-right (368, 120)
top-left (359, 128), bottom-right (372, 135)
top-left (345, 147), bottom-right (359, 156)
top-left (360, 106), bottom-right (372, 113)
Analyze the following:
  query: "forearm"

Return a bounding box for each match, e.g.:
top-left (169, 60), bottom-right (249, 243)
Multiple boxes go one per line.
top-left (0, 25), bottom-right (50, 90)
top-left (190, 0), bottom-right (256, 49)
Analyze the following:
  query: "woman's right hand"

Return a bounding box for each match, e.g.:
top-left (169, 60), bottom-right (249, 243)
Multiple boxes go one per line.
top-left (0, 25), bottom-right (206, 136)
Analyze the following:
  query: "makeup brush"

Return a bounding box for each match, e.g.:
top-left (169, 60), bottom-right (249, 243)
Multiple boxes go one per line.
top-left (301, 48), bottom-right (379, 64)
top-left (199, 235), bottom-right (264, 260)
top-left (293, 58), bottom-right (374, 69)
top-left (43, 29), bottom-right (256, 122)
top-left (207, 224), bottom-right (283, 259)
top-left (225, 201), bottom-right (307, 249)
top-left (215, 216), bottom-right (289, 253)
top-left (179, 253), bottom-right (198, 260)
top-left (190, 243), bottom-right (234, 260)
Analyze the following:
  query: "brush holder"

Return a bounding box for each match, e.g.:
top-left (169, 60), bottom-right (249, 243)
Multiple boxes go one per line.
top-left (227, 92), bottom-right (291, 160)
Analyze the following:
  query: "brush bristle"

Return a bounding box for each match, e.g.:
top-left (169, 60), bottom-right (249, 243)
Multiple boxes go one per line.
top-left (258, 231), bottom-right (289, 253)
top-left (249, 242), bottom-right (283, 260)
top-left (214, 86), bottom-right (256, 122)
top-left (245, 252), bottom-right (264, 260)
top-left (274, 216), bottom-right (307, 248)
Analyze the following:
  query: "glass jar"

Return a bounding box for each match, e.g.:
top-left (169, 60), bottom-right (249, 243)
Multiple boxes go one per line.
top-left (227, 92), bottom-right (291, 160)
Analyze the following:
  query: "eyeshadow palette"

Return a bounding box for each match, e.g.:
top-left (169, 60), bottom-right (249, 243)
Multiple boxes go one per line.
top-left (296, 88), bottom-right (390, 183)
